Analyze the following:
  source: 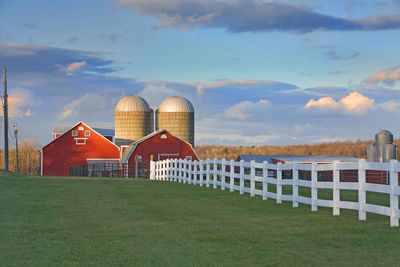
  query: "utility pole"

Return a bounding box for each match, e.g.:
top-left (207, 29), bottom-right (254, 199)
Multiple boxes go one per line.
top-left (3, 67), bottom-right (8, 171)
top-left (14, 123), bottom-right (19, 173)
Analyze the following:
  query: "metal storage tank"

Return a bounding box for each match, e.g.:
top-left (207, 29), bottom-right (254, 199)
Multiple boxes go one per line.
top-left (375, 130), bottom-right (394, 162)
top-left (366, 144), bottom-right (376, 162)
top-left (383, 144), bottom-right (397, 162)
top-left (115, 95), bottom-right (153, 141)
top-left (157, 96), bottom-right (194, 147)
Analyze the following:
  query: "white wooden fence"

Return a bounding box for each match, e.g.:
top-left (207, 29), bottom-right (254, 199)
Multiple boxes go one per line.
top-left (150, 158), bottom-right (400, 227)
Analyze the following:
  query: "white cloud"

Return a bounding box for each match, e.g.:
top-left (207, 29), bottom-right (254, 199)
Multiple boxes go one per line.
top-left (304, 96), bottom-right (339, 110)
top-left (376, 100), bottom-right (398, 111)
top-left (339, 91), bottom-right (375, 114)
top-left (58, 93), bottom-right (106, 120)
top-left (364, 66), bottom-right (400, 84)
top-left (4, 87), bottom-right (37, 118)
top-left (66, 61), bottom-right (87, 73)
top-left (225, 99), bottom-right (272, 120)
top-left (304, 91), bottom-right (375, 115)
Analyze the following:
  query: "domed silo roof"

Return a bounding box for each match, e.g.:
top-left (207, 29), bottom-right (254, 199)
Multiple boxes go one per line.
top-left (115, 95), bottom-right (151, 112)
top-left (115, 95), bottom-right (153, 141)
top-left (158, 96), bottom-right (194, 113)
top-left (157, 96), bottom-right (194, 146)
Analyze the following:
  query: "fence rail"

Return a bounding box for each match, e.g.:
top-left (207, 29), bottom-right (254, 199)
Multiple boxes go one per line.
top-left (150, 158), bottom-right (400, 227)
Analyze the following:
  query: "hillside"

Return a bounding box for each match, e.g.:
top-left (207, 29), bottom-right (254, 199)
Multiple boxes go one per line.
top-left (1, 174), bottom-right (400, 265)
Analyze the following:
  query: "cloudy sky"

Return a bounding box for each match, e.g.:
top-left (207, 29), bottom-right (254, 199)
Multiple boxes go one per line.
top-left (1, 0), bottom-right (400, 147)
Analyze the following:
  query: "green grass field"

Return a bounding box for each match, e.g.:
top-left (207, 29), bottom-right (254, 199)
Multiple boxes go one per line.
top-left (1, 171), bottom-right (400, 266)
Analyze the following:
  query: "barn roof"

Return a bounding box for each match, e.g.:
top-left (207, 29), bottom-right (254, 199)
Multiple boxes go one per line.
top-left (121, 130), bottom-right (198, 163)
top-left (238, 155), bottom-right (358, 164)
top-left (52, 125), bottom-right (114, 137)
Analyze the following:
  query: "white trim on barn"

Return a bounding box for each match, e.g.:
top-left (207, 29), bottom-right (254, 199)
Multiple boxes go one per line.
top-left (40, 149), bottom-right (43, 176)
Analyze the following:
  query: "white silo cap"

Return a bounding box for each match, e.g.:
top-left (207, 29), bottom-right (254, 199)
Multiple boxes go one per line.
top-left (158, 96), bottom-right (194, 113)
top-left (115, 95), bottom-right (151, 112)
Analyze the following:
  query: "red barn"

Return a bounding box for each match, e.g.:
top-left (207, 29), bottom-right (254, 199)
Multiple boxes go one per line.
top-left (42, 121), bottom-right (120, 176)
top-left (41, 122), bottom-right (198, 177)
top-left (121, 130), bottom-right (199, 167)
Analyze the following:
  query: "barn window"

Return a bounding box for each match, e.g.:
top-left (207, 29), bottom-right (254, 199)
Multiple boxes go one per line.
top-left (84, 130), bottom-right (90, 136)
top-left (72, 130), bottom-right (78, 136)
top-left (78, 126), bottom-right (84, 131)
top-left (136, 155), bottom-right (142, 162)
top-left (160, 134), bottom-right (167, 139)
top-left (75, 138), bottom-right (87, 145)
top-left (186, 156), bottom-right (192, 161)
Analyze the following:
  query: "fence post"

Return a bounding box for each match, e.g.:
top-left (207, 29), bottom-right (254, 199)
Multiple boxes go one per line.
top-left (221, 159), bottom-right (226, 191)
top-left (358, 159), bottom-right (366, 221)
top-left (262, 161), bottom-right (268, 200)
top-left (150, 160), bottom-right (155, 180)
top-left (213, 158), bottom-right (217, 189)
top-left (311, 162), bottom-right (318, 212)
top-left (199, 160), bottom-right (204, 187)
top-left (164, 160), bottom-right (167, 181)
top-left (277, 162), bottom-right (282, 204)
top-left (293, 161), bottom-right (299, 208)
top-left (390, 159), bottom-right (399, 227)
top-left (250, 160), bottom-right (255, 197)
top-left (158, 161), bottom-right (161, 180)
top-left (188, 160), bottom-right (192, 184)
top-left (230, 160), bottom-right (234, 192)
top-left (163, 160), bottom-right (167, 181)
top-left (206, 159), bottom-right (210, 187)
top-left (193, 161), bottom-right (197, 185)
top-left (173, 159), bottom-right (178, 182)
top-left (157, 161), bottom-right (161, 180)
top-left (180, 159), bottom-right (184, 183)
top-left (167, 159), bottom-right (171, 181)
top-left (177, 159), bottom-right (181, 183)
top-left (155, 161), bottom-right (159, 180)
top-left (183, 159), bottom-right (187, 184)
top-left (240, 160), bottom-right (244, 195)
top-left (333, 160), bottom-right (340, 216)
top-left (160, 160), bottom-right (164, 180)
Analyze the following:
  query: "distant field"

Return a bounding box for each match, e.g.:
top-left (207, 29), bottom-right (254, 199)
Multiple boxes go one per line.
top-left (1, 171), bottom-right (400, 266)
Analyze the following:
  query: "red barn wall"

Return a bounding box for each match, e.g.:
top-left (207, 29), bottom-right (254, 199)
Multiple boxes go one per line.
top-left (42, 123), bottom-right (120, 176)
top-left (127, 131), bottom-right (198, 166)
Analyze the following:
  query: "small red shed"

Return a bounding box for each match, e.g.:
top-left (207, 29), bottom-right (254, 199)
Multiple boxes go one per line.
top-left (42, 121), bottom-right (120, 176)
top-left (121, 130), bottom-right (199, 167)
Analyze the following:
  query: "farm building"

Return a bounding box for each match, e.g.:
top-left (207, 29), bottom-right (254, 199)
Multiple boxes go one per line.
top-left (41, 94), bottom-right (198, 177)
top-left (42, 122), bottom-right (120, 176)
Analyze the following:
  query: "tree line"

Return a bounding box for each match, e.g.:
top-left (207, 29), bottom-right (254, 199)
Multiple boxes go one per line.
top-left (0, 138), bottom-right (41, 175)
top-left (195, 139), bottom-right (400, 161)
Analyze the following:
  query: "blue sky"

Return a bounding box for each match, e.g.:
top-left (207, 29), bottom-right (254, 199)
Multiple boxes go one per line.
top-left (1, 0), bottom-right (400, 147)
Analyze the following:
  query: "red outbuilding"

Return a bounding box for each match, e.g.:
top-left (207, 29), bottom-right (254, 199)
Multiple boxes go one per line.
top-left (121, 130), bottom-right (199, 167)
top-left (41, 121), bottom-right (120, 176)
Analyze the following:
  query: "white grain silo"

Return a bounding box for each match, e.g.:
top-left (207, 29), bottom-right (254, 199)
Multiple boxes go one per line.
top-left (157, 96), bottom-right (194, 146)
top-left (115, 95), bottom-right (153, 141)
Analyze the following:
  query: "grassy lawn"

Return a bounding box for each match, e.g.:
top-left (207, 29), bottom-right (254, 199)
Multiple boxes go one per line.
top-left (1, 171), bottom-right (400, 266)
